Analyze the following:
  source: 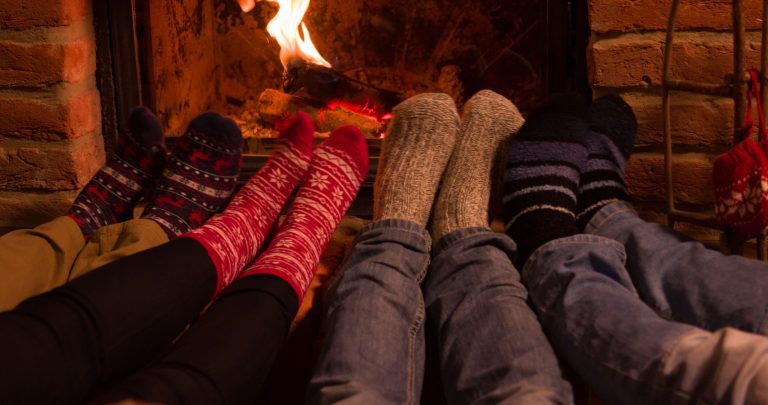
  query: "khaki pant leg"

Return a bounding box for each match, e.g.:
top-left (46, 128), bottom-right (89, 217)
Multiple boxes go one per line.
top-left (0, 216), bottom-right (85, 311)
top-left (69, 218), bottom-right (169, 280)
top-left (660, 327), bottom-right (768, 403)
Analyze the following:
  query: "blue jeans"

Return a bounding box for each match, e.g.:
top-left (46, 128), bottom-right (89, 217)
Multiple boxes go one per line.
top-left (524, 202), bottom-right (768, 403)
top-left (308, 219), bottom-right (572, 404)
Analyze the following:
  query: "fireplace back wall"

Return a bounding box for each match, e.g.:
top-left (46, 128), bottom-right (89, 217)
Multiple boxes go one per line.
top-left (135, 0), bottom-right (582, 138)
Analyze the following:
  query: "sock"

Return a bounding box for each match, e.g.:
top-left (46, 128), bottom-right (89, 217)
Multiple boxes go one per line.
top-left (183, 112), bottom-right (315, 294)
top-left (431, 90), bottom-right (525, 241)
top-left (374, 93), bottom-right (460, 225)
top-left (576, 94), bottom-right (638, 230)
top-left (67, 107), bottom-right (165, 239)
top-left (239, 125), bottom-right (369, 301)
top-left (502, 94), bottom-right (590, 267)
top-left (142, 112), bottom-right (243, 238)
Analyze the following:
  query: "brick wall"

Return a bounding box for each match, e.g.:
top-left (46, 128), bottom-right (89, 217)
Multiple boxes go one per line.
top-left (0, 0), bottom-right (103, 227)
top-left (589, 0), bottom-right (763, 236)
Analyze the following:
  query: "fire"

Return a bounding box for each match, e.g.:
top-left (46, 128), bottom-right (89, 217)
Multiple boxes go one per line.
top-left (238, 0), bottom-right (331, 69)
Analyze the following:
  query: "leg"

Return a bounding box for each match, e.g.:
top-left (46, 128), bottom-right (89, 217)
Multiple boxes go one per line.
top-left (0, 216), bottom-right (84, 311)
top-left (308, 219), bottom-right (430, 404)
top-left (96, 125), bottom-right (368, 405)
top-left (69, 218), bottom-right (169, 280)
top-left (576, 95), bottom-right (768, 333)
top-left (587, 201), bottom-right (768, 334)
top-left (423, 228), bottom-right (572, 404)
top-left (524, 234), bottom-right (768, 404)
top-left (0, 237), bottom-right (217, 404)
top-left (89, 275), bottom-right (298, 405)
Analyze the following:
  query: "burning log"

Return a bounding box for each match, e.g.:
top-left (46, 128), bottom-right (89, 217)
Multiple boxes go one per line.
top-left (284, 60), bottom-right (404, 117)
top-left (257, 89), bottom-right (385, 137)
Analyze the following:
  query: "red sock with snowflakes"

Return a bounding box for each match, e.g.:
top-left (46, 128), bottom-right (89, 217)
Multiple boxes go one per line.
top-left (183, 112), bottom-right (316, 294)
top-left (142, 112), bottom-right (243, 238)
top-left (237, 125), bottom-right (369, 301)
top-left (67, 107), bottom-right (165, 239)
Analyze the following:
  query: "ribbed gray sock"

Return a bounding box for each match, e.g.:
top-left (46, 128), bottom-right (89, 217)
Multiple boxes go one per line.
top-left (373, 93), bottom-right (460, 225)
top-left (431, 90), bottom-right (525, 241)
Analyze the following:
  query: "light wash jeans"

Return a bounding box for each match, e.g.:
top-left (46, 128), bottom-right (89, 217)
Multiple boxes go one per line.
top-left (308, 219), bottom-right (572, 404)
top-left (524, 201), bottom-right (768, 404)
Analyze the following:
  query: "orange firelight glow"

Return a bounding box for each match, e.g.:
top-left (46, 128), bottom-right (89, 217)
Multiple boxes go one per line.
top-left (238, 0), bottom-right (331, 69)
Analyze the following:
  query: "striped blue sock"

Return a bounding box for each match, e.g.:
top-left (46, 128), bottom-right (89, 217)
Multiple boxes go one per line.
top-left (502, 94), bottom-right (590, 267)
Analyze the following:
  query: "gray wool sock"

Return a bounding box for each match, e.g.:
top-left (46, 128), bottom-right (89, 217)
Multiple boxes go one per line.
top-left (431, 90), bottom-right (525, 241)
top-left (373, 93), bottom-right (460, 225)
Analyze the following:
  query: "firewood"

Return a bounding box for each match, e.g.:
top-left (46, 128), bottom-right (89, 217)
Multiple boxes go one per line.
top-left (257, 89), bottom-right (384, 137)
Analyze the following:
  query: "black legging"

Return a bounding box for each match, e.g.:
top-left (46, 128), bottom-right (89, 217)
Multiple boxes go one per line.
top-left (0, 237), bottom-right (298, 405)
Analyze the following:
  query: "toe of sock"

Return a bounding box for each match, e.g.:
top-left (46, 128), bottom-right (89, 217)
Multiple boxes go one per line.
top-left (279, 111), bottom-right (315, 152)
top-left (589, 94), bottom-right (637, 157)
top-left (516, 93), bottom-right (590, 144)
top-left (324, 126), bottom-right (370, 181)
top-left (128, 106), bottom-right (164, 146)
top-left (188, 111), bottom-right (244, 151)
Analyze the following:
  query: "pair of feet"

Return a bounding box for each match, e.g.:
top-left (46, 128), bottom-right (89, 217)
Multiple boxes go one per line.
top-left (184, 112), bottom-right (369, 297)
top-left (67, 107), bottom-right (243, 239)
top-left (375, 90), bottom-right (526, 242)
top-left (503, 94), bottom-right (637, 267)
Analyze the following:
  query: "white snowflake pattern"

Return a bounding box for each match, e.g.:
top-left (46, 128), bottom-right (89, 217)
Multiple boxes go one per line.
top-left (332, 186), bottom-right (345, 206)
top-left (309, 174), bottom-right (330, 190)
top-left (268, 169), bottom-right (289, 187)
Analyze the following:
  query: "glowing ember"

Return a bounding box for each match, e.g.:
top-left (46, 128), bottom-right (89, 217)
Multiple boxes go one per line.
top-left (238, 0), bottom-right (331, 69)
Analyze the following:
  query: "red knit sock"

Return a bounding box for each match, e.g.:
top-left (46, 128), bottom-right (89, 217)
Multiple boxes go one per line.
top-left (238, 125), bottom-right (369, 301)
top-left (183, 112), bottom-right (316, 294)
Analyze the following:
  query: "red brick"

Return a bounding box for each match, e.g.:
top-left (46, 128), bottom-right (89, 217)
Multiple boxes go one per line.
top-left (0, 132), bottom-right (104, 191)
top-left (0, 36), bottom-right (96, 87)
top-left (0, 0), bottom-right (89, 30)
top-left (612, 92), bottom-right (734, 148)
top-left (590, 0), bottom-right (763, 33)
top-left (0, 88), bottom-right (101, 141)
top-left (590, 32), bottom-right (761, 88)
top-left (0, 190), bottom-right (77, 227)
top-left (626, 152), bottom-right (714, 205)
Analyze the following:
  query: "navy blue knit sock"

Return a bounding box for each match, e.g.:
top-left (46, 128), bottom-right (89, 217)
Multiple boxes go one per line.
top-left (576, 94), bottom-right (637, 230)
top-left (502, 94), bottom-right (590, 267)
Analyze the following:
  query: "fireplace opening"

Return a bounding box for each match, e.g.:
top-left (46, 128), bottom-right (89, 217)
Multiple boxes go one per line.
top-left (94, 0), bottom-right (588, 214)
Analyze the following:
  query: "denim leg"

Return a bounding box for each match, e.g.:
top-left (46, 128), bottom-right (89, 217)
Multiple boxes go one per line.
top-left (524, 234), bottom-right (768, 404)
top-left (422, 228), bottom-right (573, 404)
top-left (586, 201), bottom-right (768, 334)
top-left (308, 219), bottom-right (429, 405)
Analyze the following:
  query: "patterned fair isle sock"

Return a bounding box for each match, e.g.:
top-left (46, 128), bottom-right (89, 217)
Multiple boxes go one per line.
top-left (502, 94), bottom-right (590, 267)
top-left (576, 94), bottom-right (638, 230)
top-left (431, 90), bottom-right (525, 241)
top-left (183, 112), bottom-right (315, 294)
top-left (67, 107), bottom-right (165, 239)
top-left (238, 125), bottom-right (369, 301)
top-left (142, 112), bottom-right (243, 238)
top-left (374, 93), bottom-right (460, 225)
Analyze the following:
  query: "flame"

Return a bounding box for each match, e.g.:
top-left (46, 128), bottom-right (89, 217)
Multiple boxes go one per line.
top-left (238, 0), bottom-right (331, 69)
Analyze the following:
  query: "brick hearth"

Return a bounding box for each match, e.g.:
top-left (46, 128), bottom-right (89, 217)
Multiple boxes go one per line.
top-left (589, 0), bottom-right (764, 237)
top-left (0, 0), bottom-right (103, 227)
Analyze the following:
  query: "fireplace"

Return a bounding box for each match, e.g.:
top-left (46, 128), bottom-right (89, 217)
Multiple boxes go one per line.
top-left (94, 2), bottom-right (588, 169)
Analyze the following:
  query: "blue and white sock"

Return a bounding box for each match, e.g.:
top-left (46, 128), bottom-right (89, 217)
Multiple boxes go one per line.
top-left (576, 94), bottom-right (637, 230)
top-left (502, 94), bottom-right (590, 267)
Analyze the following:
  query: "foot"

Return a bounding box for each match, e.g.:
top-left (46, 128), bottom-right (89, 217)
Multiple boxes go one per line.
top-left (67, 107), bottom-right (166, 239)
top-left (142, 112), bottom-right (243, 238)
top-left (502, 94), bottom-right (590, 267)
top-left (374, 93), bottom-right (460, 226)
top-left (431, 90), bottom-right (525, 241)
top-left (576, 94), bottom-right (637, 230)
